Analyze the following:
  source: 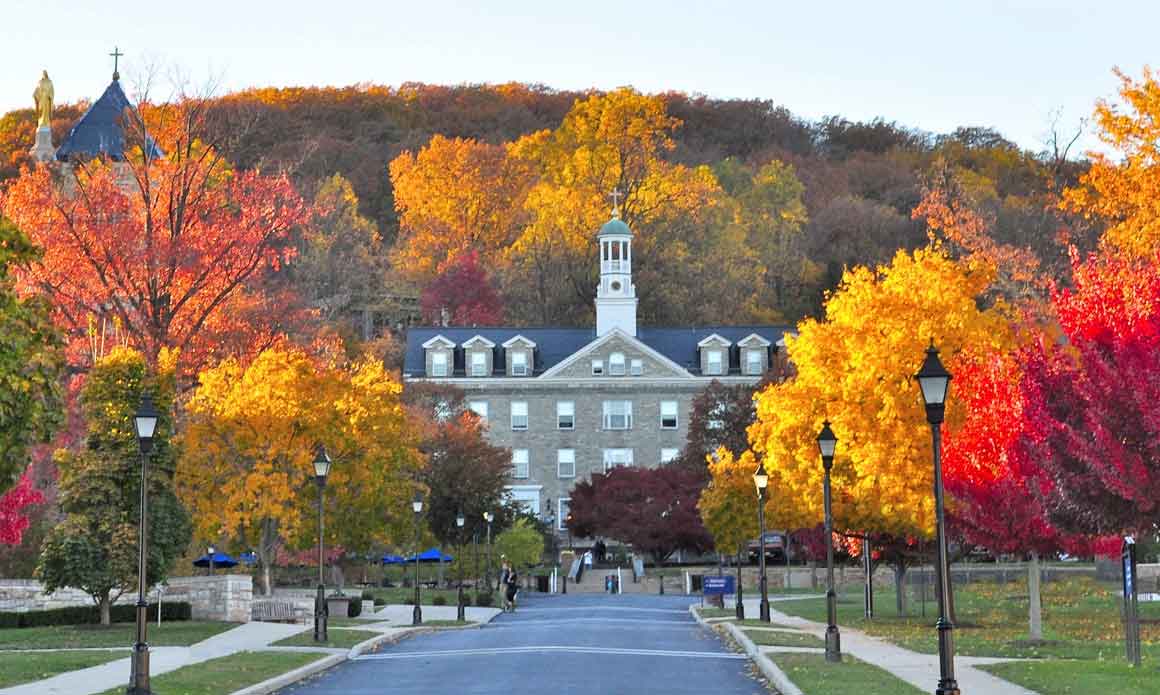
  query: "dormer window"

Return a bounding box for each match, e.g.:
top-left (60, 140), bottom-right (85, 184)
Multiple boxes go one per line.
top-left (738, 333), bottom-right (772, 376)
top-left (470, 351), bottom-right (487, 377)
top-left (609, 352), bottom-right (626, 376)
top-left (422, 335), bottom-right (457, 377)
top-left (511, 351), bottom-right (528, 376)
top-left (706, 349), bottom-right (723, 375)
top-left (746, 349), bottom-right (763, 375)
top-left (698, 334), bottom-right (732, 376)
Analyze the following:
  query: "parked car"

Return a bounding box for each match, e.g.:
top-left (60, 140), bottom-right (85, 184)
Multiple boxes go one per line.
top-left (747, 532), bottom-right (789, 563)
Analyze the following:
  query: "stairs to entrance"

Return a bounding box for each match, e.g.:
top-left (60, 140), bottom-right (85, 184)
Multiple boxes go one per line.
top-left (563, 566), bottom-right (670, 595)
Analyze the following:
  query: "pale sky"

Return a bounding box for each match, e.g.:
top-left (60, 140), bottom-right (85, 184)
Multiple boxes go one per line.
top-left (3, 0), bottom-right (1154, 156)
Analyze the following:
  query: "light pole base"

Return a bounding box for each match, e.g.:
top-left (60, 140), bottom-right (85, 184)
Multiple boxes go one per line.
top-left (413, 604), bottom-right (423, 626)
top-left (936, 682), bottom-right (961, 695)
top-left (313, 584), bottom-right (328, 642)
top-left (126, 642), bottom-right (151, 695)
top-left (825, 626), bottom-right (841, 663)
top-left (759, 600), bottom-right (771, 623)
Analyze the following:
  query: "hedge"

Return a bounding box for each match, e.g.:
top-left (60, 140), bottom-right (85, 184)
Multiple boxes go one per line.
top-left (0, 602), bottom-right (192, 629)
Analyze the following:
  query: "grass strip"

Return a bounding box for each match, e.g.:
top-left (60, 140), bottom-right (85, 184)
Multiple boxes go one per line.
top-left (772, 653), bottom-right (925, 694)
top-left (0, 621), bottom-right (235, 650)
top-left (272, 629), bottom-right (382, 649)
top-left (744, 629), bottom-right (824, 648)
top-left (980, 659), bottom-right (1160, 695)
top-left (0, 650), bottom-right (126, 688)
top-left (94, 650), bottom-right (327, 695)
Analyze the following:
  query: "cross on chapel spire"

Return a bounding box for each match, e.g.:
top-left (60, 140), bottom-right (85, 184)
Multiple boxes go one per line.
top-left (110, 47), bottom-right (124, 81)
top-left (609, 187), bottom-right (623, 218)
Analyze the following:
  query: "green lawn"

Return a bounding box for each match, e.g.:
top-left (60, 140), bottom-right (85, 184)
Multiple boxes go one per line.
top-left (744, 629), bottom-right (824, 648)
top-left (94, 650), bottom-right (327, 695)
top-left (422, 619), bottom-right (475, 627)
top-left (774, 575), bottom-right (1159, 661)
top-left (981, 659), bottom-right (1160, 695)
top-left (272, 629), bottom-right (382, 649)
top-left (0, 650), bottom-right (126, 688)
top-left (773, 653), bottom-right (925, 694)
top-left (0, 621), bottom-right (236, 650)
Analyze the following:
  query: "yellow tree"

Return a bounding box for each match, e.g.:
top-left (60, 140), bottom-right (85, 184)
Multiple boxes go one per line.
top-left (698, 449), bottom-right (760, 556)
top-left (1064, 67), bottom-right (1160, 257)
top-left (178, 347), bottom-right (422, 594)
top-left (389, 135), bottom-right (533, 284)
top-left (740, 247), bottom-right (1014, 603)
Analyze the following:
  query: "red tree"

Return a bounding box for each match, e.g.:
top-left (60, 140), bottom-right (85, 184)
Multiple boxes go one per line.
top-left (0, 97), bottom-right (312, 373)
top-left (420, 251), bottom-right (504, 326)
top-left (566, 465), bottom-right (712, 564)
top-left (0, 471), bottom-right (43, 546)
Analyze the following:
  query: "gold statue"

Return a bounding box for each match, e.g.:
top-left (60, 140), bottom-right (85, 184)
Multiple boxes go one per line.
top-left (33, 71), bottom-right (54, 128)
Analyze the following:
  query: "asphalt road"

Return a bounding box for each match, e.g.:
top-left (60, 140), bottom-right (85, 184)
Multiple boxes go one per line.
top-left (278, 592), bottom-right (768, 695)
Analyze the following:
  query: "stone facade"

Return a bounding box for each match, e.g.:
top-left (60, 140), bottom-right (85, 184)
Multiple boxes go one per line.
top-left (0, 575), bottom-right (253, 623)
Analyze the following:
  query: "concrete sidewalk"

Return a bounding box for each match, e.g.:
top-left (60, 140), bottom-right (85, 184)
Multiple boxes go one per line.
top-left (733, 596), bottom-right (1039, 695)
top-left (0, 621), bottom-right (306, 695)
top-left (366, 604), bottom-right (501, 626)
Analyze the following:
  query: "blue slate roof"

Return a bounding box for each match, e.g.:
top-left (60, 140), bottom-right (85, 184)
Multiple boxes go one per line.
top-left (403, 324), bottom-right (792, 377)
top-left (56, 79), bottom-right (163, 162)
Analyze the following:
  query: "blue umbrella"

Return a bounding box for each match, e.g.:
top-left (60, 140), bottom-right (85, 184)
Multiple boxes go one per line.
top-left (381, 554), bottom-right (407, 565)
top-left (238, 551), bottom-right (258, 566)
top-left (405, 547), bottom-right (454, 563)
top-left (193, 552), bottom-right (238, 568)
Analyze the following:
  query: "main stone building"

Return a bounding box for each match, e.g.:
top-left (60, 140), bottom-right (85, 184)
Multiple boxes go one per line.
top-left (404, 210), bottom-right (790, 537)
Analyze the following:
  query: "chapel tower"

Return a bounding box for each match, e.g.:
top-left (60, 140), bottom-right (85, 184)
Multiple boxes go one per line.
top-left (594, 198), bottom-right (638, 337)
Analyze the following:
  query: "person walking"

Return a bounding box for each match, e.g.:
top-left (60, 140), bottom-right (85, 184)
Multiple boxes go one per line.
top-left (501, 559), bottom-right (519, 612)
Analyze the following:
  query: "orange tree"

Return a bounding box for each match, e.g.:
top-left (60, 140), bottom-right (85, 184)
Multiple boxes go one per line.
top-left (178, 346), bottom-right (422, 594)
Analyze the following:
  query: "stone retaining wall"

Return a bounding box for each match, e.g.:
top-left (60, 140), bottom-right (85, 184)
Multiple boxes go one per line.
top-left (0, 574), bottom-right (253, 623)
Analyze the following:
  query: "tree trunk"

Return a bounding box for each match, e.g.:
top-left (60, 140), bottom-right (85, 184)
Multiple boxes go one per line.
top-left (1028, 551), bottom-right (1043, 641)
top-left (894, 563), bottom-right (908, 616)
top-left (808, 560), bottom-right (818, 590)
top-left (99, 593), bottom-right (112, 626)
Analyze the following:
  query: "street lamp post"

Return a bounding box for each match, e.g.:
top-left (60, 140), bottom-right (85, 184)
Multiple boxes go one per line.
top-left (483, 511), bottom-right (494, 594)
top-left (915, 341), bottom-right (959, 695)
top-left (207, 545), bottom-right (215, 576)
top-left (817, 421), bottom-right (842, 663)
top-left (735, 540), bottom-right (745, 620)
top-left (752, 460), bottom-right (771, 623)
top-left (312, 446), bottom-right (332, 643)
top-left (412, 493), bottom-right (424, 626)
top-left (127, 394), bottom-right (159, 695)
top-left (456, 510), bottom-right (466, 622)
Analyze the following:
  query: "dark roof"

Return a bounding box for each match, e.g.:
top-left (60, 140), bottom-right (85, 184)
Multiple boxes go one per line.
top-left (403, 325), bottom-right (792, 377)
top-left (56, 79), bottom-right (163, 162)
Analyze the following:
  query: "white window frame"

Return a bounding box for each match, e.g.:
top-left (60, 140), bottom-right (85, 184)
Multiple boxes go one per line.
top-left (591, 359), bottom-right (604, 376)
top-left (511, 401), bottom-right (529, 431)
top-left (468, 400), bottom-right (488, 423)
top-left (707, 401), bottom-right (726, 430)
top-left (602, 400), bottom-right (633, 430)
top-left (430, 351), bottom-right (449, 377)
top-left (557, 401), bottom-right (575, 430)
top-left (630, 358), bottom-right (644, 376)
top-left (706, 349), bottom-right (724, 375)
top-left (558, 499), bottom-right (570, 530)
top-left (557, 449), bottom-right (576, 478)
top-left (434, 399), bottom-right (452, 422)
top-left (609, 352), bottom-right (626, 376)
top-left (660, 400), bottom-right (678, 430)
top-left (603, 448), bottom-right (634, 472)
top-left (470, 351), bottom-right (488, 377)
top-left (661, 448), bottom-right (680, 464)
top-left (746, 349), bottom-right (763, 375)
top-left (512, 449), bottom-right (530, 479)
top-left (511, 350), bottom-right (529, 376)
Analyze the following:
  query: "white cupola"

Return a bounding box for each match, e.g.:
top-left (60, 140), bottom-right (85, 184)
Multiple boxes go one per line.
top-left (595, 207), bottom-right (638, 337)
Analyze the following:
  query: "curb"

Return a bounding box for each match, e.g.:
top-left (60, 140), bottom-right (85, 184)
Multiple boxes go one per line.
top-left (229, 653), bottom-right (345, 695)
top-left (689, 606), bottom-right (804, 695)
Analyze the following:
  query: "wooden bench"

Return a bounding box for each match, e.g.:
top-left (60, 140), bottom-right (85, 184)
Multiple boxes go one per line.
top-left (252, 600), bottom-right (297, 623)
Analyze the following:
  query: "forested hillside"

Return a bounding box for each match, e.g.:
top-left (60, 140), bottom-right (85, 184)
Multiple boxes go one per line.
top-left (0, 82), bottom-right (1098, 333)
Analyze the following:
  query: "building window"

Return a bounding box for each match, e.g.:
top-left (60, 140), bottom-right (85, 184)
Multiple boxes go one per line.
top-left (630, 358), bottom-right (644, 376)
top-left (661, 448), bottom-right (680, 464)
top-left (746, 349), bottom-right (763, 375)
top-left (706, 349), bottom-right (724, 375)
top-left (434, 400), bottom-right (452, 422)
top-left (558, 499), bottom-right (570, 530)
top-left (602, 400), bottom-right (633, 430)
top-left (557, 449), bottom-right (576, 478)
top-left (660, 401), bottom-right (678, 429)
top-left (512, 449), bottom-right (529, 479)
top-left (468, 401), bottom-right (488, 423)
top-left (707, 401), bottom-right (726, 430)
top-left (470, 351), bottom-right (487, 377)
top-left (430, 351), bottom-right (449, 377)
top-left (511, 401), bottom-right (529, 430)
top-left (511, 351), bottom-right (529, 376)
top-left (609, 352), bottom-right (626, 376)
top-left (557, 401), bottom-right (575, 430)
top-left (591, 359), bottom-right (604, 376)
top-left (603, 448), bottom-right (634, 472)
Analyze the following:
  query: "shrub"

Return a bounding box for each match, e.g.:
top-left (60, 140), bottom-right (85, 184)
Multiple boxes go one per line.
top-left (348, 600), bottom-right (362, 618)
top-left (432, 596), bottom-right (447, 606)
top-left (474, 592), bottom-right (493, 607)
top-left (0, 602), bottom-right (192, 629)
top-left (373, 598), bottom-right (386, 607)
top-left (361, 590), bottom-right (375, 602)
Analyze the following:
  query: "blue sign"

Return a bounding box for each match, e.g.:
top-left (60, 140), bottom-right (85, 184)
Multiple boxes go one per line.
top-left (703, 575), bottom-right (735, 595)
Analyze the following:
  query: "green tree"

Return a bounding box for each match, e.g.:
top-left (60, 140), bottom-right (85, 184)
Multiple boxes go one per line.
top-left (0, 218), bottom-right (63, 494)
top-left (37, 348), bottom-right (191, 624)
top-left (494, 518), bottom-right (544, 570)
